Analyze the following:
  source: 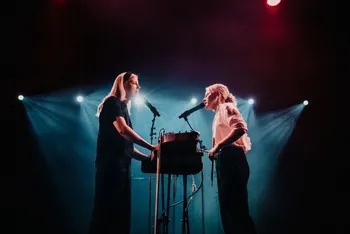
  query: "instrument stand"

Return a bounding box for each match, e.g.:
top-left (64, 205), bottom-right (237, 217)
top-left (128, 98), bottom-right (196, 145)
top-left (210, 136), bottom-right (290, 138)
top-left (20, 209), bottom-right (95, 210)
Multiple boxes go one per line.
top-left (153, 172), bottom-right (192, 234)
top-left (151, 116), bottom-right (206, 234)
top-left (153, 133), bottom-right (173, 234)
top-left (154, 173), bottom-right (172, 234)
top-left (152, 131), bottom-right (192, 234)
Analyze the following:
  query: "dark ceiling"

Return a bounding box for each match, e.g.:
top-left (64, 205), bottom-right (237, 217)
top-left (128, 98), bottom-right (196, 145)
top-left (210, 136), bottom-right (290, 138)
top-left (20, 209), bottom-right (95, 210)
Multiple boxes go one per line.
top-left (15, 0), bottom-right (335, 110)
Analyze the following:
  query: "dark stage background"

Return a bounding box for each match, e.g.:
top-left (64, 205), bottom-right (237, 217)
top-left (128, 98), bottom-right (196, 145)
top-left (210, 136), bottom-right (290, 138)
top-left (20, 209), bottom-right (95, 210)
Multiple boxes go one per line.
top-left (13, 0), bottom-right (336, 233)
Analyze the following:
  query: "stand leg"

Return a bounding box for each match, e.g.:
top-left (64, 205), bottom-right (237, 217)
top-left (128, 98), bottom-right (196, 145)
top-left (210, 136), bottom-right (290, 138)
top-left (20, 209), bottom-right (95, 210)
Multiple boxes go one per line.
top-left (165, 174), bottom-right (171, 234)
top-left (149, 175), bottom-right (152, 234)
top-left (182, 175), bottom-right (189, 234)
top-left (201, 170), bottom-right (205, 234)
top-left (154, 153), bottom-right (161, 234)
top-left (161, 174), bottom-right (165, 234)
top-left (172, 175), bottom-right (177, 234)
top-left (186, 193), bottom-right (190, 234)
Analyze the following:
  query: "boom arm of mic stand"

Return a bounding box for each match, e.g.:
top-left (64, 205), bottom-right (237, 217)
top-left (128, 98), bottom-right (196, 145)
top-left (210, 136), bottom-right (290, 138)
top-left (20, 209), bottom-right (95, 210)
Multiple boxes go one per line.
top-left (183, 117), bottom-right (194, 131)
top-left (183, 117), bottom-right (207, 151)
top-left (182, 116), bottom-right (212, 189)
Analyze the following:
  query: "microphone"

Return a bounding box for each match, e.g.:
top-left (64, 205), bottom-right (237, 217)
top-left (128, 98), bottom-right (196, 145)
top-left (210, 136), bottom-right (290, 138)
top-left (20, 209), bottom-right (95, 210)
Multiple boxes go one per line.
top-left (144, 99), bottom-right (160, 117)
top-left (178, 102), bottom-right (205, 119)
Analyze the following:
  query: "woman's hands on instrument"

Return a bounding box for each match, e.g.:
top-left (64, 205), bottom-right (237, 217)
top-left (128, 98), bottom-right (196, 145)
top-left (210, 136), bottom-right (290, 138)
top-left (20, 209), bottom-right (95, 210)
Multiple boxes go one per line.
top-left (149, 144), bottom-right (159, 160)
top-left (150, 144), bottom-right (157, 152)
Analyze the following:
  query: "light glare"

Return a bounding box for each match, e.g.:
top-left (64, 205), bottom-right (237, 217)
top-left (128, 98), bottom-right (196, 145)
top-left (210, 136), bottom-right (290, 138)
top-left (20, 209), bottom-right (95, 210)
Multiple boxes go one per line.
top-left (76, 95), bottom-right (84, 102)
top-left (134, 95), bottom-right (145, 106)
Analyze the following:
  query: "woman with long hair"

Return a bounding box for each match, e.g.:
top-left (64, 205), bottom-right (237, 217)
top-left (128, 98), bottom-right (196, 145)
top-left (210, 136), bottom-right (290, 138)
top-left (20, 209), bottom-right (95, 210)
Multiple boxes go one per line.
top-left (89, 72), bottom-right (157, 234)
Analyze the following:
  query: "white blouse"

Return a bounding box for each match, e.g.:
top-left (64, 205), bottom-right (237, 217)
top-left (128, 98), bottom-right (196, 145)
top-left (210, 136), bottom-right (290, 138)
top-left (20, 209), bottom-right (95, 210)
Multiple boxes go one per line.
top-left (212, 103), bottom-right (252, 153)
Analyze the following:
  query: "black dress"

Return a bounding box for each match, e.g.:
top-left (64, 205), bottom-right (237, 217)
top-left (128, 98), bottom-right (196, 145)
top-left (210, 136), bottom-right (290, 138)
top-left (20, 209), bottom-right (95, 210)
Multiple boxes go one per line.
top-left (89, 96), bottom-right (134, 234)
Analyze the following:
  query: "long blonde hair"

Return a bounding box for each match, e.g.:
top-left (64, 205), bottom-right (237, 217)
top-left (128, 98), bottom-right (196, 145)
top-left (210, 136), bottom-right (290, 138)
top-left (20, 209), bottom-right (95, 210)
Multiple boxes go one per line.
top-left (96, 72), bottom-right (131, 117)
top-left (206, 83), bottom-right (237, 106)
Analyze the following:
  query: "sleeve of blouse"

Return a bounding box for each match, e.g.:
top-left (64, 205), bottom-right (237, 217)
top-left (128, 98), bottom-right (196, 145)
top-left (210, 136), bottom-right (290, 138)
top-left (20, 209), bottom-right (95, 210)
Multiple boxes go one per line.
top-left (223, 104), bottom-right (248, 131)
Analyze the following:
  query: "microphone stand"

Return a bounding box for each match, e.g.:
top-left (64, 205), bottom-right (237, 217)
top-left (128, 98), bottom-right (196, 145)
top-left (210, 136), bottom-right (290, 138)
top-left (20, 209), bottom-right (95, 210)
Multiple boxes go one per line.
top-left (149, 112), bottom-right (157, 234)
top-left (181, 116), bottom-right (207, 234)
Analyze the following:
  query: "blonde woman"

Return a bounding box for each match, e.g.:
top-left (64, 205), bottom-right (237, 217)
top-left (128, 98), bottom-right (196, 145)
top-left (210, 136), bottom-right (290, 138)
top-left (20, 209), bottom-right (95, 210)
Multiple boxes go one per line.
top-left (203, 83), bottom-right (256, 234)
top-left (89, 72), bottom-right (157, 234)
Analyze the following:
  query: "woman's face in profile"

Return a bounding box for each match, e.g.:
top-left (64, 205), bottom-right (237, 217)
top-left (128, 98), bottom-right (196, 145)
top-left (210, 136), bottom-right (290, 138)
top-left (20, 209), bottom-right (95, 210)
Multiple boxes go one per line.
top-left (203, 90), bottom-right (218, 111)
top-left (125, 75), bottom-right (140, 98)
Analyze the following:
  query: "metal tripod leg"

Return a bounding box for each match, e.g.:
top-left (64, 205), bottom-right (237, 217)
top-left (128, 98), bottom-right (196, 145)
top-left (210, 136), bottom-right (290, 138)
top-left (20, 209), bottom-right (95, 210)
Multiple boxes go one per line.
top-left (182, 175), bottom-right (190, 234)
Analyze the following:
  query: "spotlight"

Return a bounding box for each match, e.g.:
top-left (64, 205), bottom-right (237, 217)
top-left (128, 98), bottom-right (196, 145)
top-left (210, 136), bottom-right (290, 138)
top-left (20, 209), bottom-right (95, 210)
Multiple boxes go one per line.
top-left (267, 0), bottom-right (281, 7)
top-left (18, 95), bottom-right (24, 101)
top-left (191, 98), bottom-right (197, 104)
top-left (76, 95), bottom-right (84, 103)
top-left (248, 98), bottom-right (254, 105)
top-left (303, 100), bottom-right (308, 106)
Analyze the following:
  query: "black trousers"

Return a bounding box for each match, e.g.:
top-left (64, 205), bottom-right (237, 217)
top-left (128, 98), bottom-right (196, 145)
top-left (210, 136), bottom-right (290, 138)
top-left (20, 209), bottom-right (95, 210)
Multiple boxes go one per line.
top-left (89, 163), bottom-right (131, 234)
top-left (216, 146), bottom-right (256, 234)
